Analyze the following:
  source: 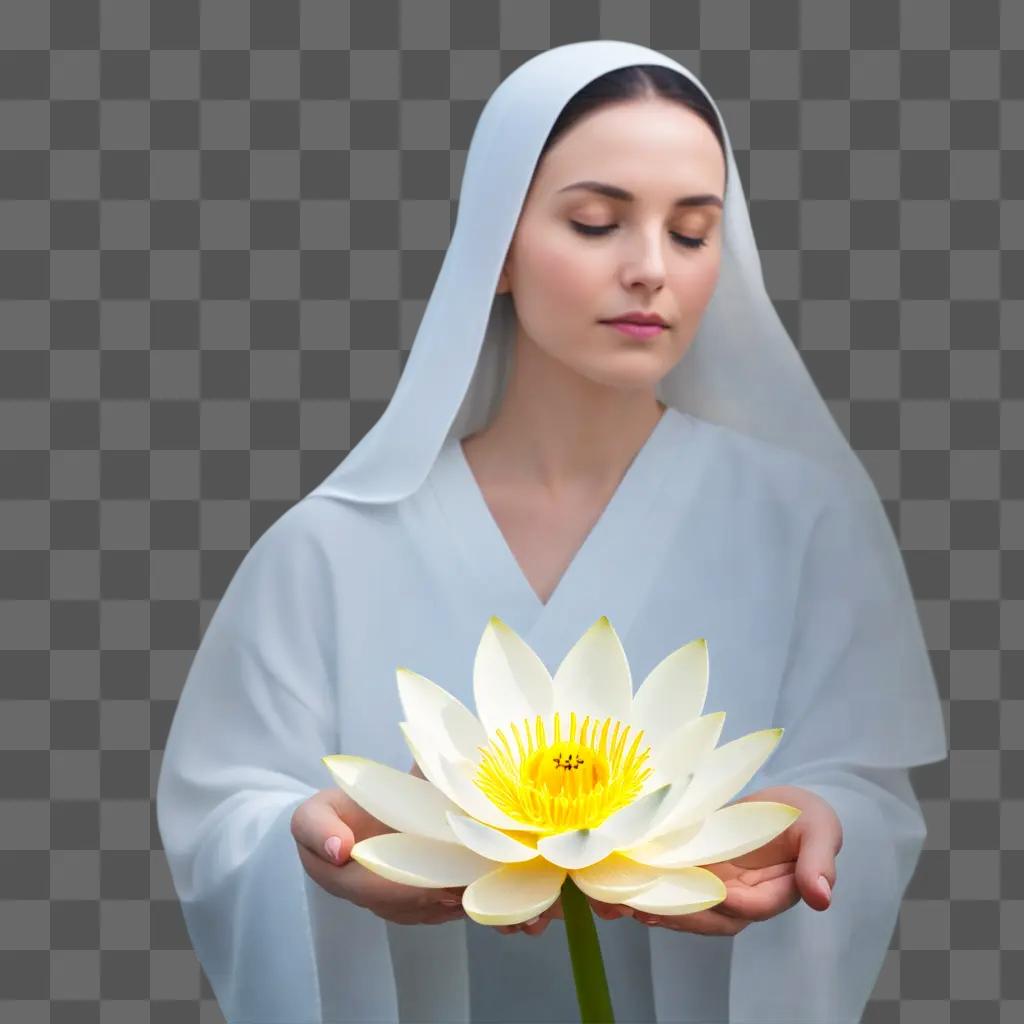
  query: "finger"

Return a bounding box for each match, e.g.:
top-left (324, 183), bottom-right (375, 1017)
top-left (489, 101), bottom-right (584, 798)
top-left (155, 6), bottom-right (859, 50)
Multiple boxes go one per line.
top-left (710, 863), bottom-right (796, 917)
top-left (589, 898), bottom-right (631, 920)
top-left (710, 898), bottom-right (745, 919)
top-left (297, 839), bottom-right (406, 906)
top-left (736, 862), bottom-right (797, 886)
top-left (518, 915), bottom-right (548, 936)
top-left (697, 910), bottom-right (750, 936)
top-left (318, 787), bottom-right (394, 846)
top-left (439, 886), bottom-right (466, 907)
top-left (291, 795), bottom-right (358, 865)
top-left (719, 873), bottom-right (799, 921)
top-left (634, 908), bottom-right (747, 937)
top-left (795, 827), bottom-right (839, 911)
top-left (295, 838), bottom-right (360, 902)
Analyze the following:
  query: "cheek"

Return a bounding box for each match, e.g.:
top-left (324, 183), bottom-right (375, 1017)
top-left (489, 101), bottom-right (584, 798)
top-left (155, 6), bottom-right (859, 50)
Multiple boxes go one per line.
top-left (519, 234), bottom-right (602, 308)
top-left (672, 253), bottom-right (721, 312)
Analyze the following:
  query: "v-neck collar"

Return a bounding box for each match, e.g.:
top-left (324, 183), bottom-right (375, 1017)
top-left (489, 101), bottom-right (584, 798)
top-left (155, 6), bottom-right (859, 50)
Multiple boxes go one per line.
top-left (426, 406), bottom-right (693, 644)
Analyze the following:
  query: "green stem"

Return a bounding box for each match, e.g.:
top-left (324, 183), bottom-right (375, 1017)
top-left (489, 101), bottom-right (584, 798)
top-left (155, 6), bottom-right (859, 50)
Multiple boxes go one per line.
top-left (561, 875), bottom-right (615, 1023)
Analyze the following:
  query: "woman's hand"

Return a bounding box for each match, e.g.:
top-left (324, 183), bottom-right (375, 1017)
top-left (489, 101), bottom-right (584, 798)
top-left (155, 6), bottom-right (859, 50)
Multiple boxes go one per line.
top-left (291, 777), bottom-right (467, 926)
top-left (630, 785), bottom-right (842, 936)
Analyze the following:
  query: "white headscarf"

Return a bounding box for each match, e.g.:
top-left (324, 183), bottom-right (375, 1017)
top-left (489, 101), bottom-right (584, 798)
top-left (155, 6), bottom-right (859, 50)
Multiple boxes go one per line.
top-left (309, 38), bottom-right (946, 771)
top-left (312, 37), bottom-right (857, 504)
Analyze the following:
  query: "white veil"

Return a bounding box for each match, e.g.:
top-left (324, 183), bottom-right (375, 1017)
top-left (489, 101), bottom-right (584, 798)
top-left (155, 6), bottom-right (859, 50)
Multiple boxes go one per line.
top-left (312, 38), bottom-right (857, 503)
top-left (309, 38), bottom-right (946, 772)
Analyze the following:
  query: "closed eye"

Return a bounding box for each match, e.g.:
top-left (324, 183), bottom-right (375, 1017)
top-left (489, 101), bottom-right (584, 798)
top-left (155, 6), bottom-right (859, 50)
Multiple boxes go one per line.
top-left (569, 220), bottom-right (708, 250)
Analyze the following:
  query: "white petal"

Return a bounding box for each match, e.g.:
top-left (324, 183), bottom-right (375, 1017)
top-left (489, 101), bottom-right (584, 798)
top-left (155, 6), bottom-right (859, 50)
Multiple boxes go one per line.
top-left (400, 720), bottom-right (544, 833)
top-left (621, 865), bottom-right (728, 915)
top-left (535, 828), bottom-right (619, 870)
top-left (630, 637), bottom-right (710, 755)
top-left (435, 752), bottom-right (546, 833)
top-left (321, 754), bottom-right (462, 842)
top-left (532, 783), bottom-right (676, 869)
top-left (395, 666), bottom-right (488, 762)
top-left (637, 728), bottom-right (785, 844)
top-left (591, 782), bottom-right (675, 849)
top-left (570, 852), bottom-right (664, 902)
top-left (472, 617), bottom-right (554, 742)
top-left (445, 812), bottom-right (541, 864)
top-left (624, 800), bottom-right (801, 868)
top-left (399, 719), bottom-right (475, 817)
top-left (462, 858), bottom-right (567, 926)
top-left (350, 832), bottom-right (498, 887)
top-left (637, 712), bottom-right (725, 797)
top-left (549, 617), bottom-right (633, 735)
top-left (617, 820), bottom-right (704, 862)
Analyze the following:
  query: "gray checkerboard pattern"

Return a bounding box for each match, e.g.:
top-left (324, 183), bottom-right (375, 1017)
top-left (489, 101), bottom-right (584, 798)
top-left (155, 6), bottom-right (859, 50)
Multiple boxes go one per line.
top-left (0, 0), bottom-right (1018, 1021)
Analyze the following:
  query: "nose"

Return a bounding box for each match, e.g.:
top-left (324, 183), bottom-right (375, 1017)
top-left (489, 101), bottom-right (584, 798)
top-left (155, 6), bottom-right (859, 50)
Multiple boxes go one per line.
top-left (619, 226), bottom-right (667, 291)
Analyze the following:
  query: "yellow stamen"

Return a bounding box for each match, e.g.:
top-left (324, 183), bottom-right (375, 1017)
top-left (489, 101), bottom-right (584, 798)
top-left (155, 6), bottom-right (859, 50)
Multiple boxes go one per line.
top-left (473, 710), bottom-right (654, 834)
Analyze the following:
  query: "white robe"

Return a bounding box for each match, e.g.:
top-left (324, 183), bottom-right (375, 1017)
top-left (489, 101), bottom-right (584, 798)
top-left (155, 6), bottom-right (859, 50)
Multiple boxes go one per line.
top-left (155, 406), bottom-right (948, 1023)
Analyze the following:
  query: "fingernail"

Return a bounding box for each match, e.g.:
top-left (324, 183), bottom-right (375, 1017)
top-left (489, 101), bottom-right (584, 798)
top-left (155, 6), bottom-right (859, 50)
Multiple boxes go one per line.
top-left (324, 836), bottom-right (342, 862)
top-left (819, 875), bottom-right (831, 900)
top-left (525, 916), bottom-right (540, 926)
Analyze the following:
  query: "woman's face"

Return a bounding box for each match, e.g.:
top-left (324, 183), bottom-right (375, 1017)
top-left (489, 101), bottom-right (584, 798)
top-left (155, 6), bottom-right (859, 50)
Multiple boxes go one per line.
top-left (497, 96), bottom-right (726, 392)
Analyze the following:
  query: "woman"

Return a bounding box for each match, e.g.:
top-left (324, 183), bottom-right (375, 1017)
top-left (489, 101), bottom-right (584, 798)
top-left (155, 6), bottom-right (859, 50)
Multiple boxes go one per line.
top-left (156, 40), bottom-right (947, 1023)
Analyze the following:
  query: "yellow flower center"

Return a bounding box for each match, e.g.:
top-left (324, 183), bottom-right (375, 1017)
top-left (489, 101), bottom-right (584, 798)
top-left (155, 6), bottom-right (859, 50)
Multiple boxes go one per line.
top-left (472, 710), bottom-right (654, 834)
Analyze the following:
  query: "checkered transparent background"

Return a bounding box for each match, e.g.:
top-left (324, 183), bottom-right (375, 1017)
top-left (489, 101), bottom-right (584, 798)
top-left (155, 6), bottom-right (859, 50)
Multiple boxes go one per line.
top-left (1, 1), bottom-right (1021, 1021)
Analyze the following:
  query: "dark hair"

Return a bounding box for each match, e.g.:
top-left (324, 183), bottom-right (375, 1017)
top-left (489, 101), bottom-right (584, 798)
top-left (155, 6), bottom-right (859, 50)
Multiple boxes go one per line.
top-left (536, 64), bottom-right (727, 191)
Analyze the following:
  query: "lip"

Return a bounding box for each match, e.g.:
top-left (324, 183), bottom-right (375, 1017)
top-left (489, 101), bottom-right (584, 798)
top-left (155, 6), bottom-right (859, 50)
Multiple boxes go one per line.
top-left (601, 311), bottom-right (668, 326)
top-left (602, 321), bottom-right (665, 340)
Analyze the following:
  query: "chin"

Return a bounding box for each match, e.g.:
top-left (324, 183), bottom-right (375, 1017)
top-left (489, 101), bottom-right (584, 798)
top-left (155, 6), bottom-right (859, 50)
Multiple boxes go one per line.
top-left (571, 358), bottom-right (668, 392)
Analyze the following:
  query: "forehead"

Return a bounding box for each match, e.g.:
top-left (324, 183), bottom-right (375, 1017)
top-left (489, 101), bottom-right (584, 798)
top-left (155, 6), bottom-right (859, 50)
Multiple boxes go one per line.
top-left (533, 98), bottom-right (725, 196)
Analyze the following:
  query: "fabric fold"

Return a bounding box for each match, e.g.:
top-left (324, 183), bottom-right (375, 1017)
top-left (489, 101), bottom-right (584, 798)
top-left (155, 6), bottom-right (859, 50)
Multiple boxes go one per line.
top-left (155, 501), bottom-right (402, 1023)
top-left (729, 767), bottom-right (927, 1024)
top-left (721, 469), bottom-right (946, 1022)
top-left (743, 473), bottom-right (948, 779)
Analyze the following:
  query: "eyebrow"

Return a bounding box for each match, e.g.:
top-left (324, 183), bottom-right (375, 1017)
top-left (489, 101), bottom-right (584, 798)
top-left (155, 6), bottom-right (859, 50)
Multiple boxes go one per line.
top-left (556, 180), bottom-right (723, 209)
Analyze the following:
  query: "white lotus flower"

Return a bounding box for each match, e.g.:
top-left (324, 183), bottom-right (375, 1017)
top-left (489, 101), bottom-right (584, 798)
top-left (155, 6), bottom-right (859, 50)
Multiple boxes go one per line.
top-left (322, 615), bottom-right (800, 927)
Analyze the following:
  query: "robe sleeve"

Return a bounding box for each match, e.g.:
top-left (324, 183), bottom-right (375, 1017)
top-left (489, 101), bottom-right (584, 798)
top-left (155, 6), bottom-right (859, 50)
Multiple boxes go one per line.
top-left (154, 500), bottom-right (399, 1024)
top-left (728, 483), bottom-right (948, 1024)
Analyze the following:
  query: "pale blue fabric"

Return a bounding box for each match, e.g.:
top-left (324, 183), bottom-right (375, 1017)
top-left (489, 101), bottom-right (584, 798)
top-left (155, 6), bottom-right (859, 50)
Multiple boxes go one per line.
top-left (467, 912), bottom-right (657, 1024)
top-left (156, 404), bottom-right (946, 1022)
top-left (148, 37), bottom-right (950, 1021)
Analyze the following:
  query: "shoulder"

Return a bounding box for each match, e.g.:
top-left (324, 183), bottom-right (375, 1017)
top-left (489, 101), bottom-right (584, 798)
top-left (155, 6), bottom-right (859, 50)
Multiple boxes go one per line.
top-left (211, 494), bottom-right (399, 633)
top-left (242, 493), bottom-right (397, 578)
top-left (682, 417), bottom-right (901, 581)
top-left (680, 413), bottom-right (841, 515)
